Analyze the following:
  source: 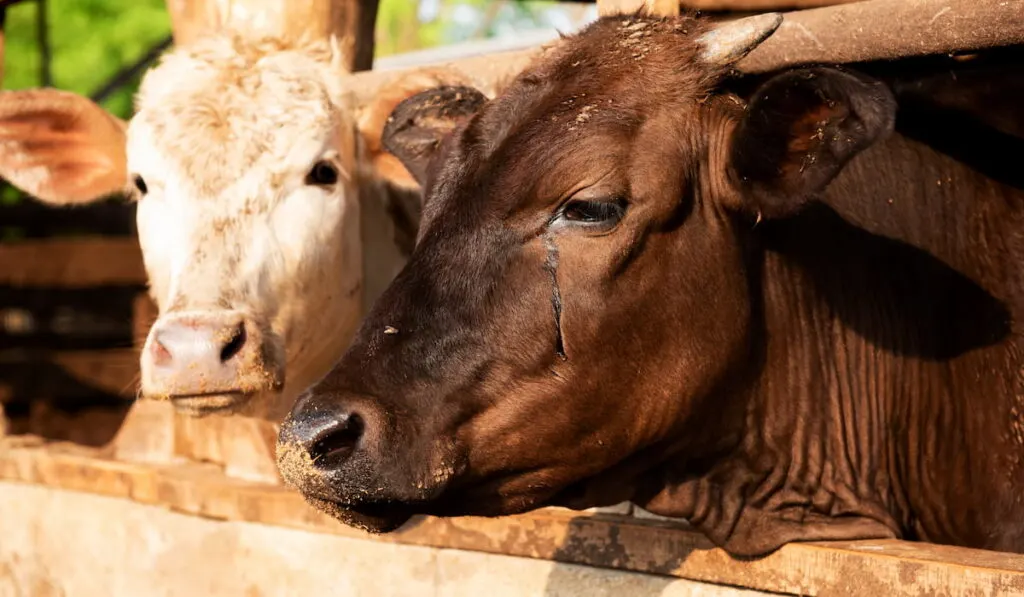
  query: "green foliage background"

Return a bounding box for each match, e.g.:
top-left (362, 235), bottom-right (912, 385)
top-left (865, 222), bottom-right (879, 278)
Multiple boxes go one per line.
top-left (4, 0), bottom-right (578, 119)
top-left (4, 0), bottom-right (172, 119)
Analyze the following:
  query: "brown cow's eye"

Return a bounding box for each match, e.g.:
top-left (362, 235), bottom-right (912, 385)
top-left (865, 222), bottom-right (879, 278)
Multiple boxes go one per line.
top-left (306, 161), bottom-right (339, 186)
top-left (560, 199), bottom-right (626, 226)
top-left (133, 175), bottom-right (148, 195)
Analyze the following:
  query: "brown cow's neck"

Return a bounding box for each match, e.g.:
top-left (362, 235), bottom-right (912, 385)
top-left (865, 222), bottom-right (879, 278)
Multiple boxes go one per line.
top-left (640, 129), bottom-right (1024, 556)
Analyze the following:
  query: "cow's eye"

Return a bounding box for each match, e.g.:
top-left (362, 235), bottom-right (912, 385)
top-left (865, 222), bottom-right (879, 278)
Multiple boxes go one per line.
top-left (559, 199), bottom-right (626, 226)
top-left (306, 161), bottom-right (338, 186)
top-left (133, 175), bottom-right (148, 195)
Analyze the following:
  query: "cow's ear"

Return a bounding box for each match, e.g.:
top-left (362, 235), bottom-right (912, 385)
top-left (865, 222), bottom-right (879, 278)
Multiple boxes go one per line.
top-left (0, 89), bottom-right (128, 204)
top-left (381, 85), bottom-right (487, 187)
top-left (729, 68), bottom-right (896, 219)
top-left (359, 70), bottom-right (480, 191)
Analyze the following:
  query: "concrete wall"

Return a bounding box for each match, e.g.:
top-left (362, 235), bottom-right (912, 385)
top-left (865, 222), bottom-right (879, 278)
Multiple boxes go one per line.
top-left (0, 482), bottom-right (767, 597)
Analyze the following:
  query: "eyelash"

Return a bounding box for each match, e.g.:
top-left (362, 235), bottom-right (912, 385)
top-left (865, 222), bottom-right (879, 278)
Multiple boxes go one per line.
top-left (553, 198), bottom-right (627, 229)
top-left (305, 160), bottom-right (339, 186)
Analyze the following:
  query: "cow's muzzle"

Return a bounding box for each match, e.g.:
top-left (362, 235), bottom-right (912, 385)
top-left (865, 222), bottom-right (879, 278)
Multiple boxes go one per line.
top-left (276, 392), bottom-right (448, 531)
top-left (140, 310), bottom-right (283, 415)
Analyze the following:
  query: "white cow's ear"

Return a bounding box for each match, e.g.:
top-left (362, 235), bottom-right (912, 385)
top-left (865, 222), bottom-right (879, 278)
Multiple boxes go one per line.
top-left (381, 84), bottom-right (487, 189)
top-left (0, 89), bottom-right (128, 204)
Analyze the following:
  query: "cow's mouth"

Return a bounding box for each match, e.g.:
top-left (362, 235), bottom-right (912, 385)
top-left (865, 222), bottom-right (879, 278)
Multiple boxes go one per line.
top-left (169, 392), bottom-right (252, 416)
top-left (304, 496), bottom-right (415, 533)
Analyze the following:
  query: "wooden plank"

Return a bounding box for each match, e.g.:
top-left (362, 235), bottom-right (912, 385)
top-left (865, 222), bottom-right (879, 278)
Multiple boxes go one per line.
top-left (1, 482), bottom-right (769, 597)
top-left (736, 0), bottom-right (1024, 74)
top-left (0, 349), bottom-right (138, 401)
top-left (598, 0), bottom-right (680, 17)
top-left (49, 349), bottom-right (138, 398)
top-left (682, 0), bottom-right (854, 9)
top-left (165, 0), bottom-right (380, 71)
top-left (0, 237), bottom-right (145, 288)
top-left (1, 443), bottom-right (1023, 596)
top-left (352, 0), bottom-right (1024, 108)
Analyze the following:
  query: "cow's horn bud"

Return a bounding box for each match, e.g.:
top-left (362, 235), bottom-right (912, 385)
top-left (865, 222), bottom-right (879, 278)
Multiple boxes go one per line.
top-left (697, 13), bottom-right (783, 66)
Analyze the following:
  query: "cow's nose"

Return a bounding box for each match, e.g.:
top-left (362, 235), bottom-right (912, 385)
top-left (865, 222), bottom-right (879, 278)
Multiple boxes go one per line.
top-left (143, 311), bottom-right (265, 400)
top-left (279, 407), bottom-right (365, 468)
top-left (150, 316), bottom-right (248, 368)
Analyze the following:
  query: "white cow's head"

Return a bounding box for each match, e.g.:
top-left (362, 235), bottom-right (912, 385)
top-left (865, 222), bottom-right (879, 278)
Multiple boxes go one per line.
top-left (0, 34), bottom-right (438, 418)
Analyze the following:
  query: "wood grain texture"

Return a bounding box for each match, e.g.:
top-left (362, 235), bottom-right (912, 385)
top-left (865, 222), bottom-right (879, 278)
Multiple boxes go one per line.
top-left (349, 0), bottom-right (1024, 98)
top-left (2, 442), bottom-right (1023, 596)
top-left (0, 238), bottom-right (145, 288)
top-left (49, 349), bottom-right (138, 398)
top-left (683, 0), bottom-right (853, 9)
top-left (598, 0), bottom-right (680, 17)
top-left (164, 0), bottom-right (379, 71)
top-left (736, 0), bottom-right (1024, 73)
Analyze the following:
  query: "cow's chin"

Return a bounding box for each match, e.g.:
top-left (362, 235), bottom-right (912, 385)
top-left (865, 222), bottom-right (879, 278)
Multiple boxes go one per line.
top-left (304, 497), bottom-right (415, 534)
top-left (167, 392), bottom-right (253, 416)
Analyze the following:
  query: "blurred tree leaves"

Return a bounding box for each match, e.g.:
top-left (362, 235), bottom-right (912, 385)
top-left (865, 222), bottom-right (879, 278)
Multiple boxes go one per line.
top-left (4, 0), bottom-right (171, 119)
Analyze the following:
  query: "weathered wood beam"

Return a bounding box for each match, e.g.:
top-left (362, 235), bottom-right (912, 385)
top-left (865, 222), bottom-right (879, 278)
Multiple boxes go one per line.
top-left (352, 0), bottom-right (1024, 103)
top-left (164, 0), bottom-right (380, 71)
top-left (682, 0), bottom-right (853, 8)
top-left (2, 443), bottom-right (1024, 596)
top-left (736, 0), bottom-right (1024, 73)
top-left (598, 0), bottom-right (680, 17)
top-left (602, 0), bottom-right (856, 11)
top-left (49, 349), bottom-right (138, 398)
top-left (0, 238), bottom-right (146, 288)
top-left (0, 349), bottom-right (137, 401)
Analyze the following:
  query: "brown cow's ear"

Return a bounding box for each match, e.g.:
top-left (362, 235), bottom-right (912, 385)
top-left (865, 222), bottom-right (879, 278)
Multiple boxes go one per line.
top-left (0, 89), bottom-right (128, 204)
top-left (729, 68), bottom-right (896, 219)
top-left (358, 69), bottom-right (478, 191)
top-left (381, 85), bottom-right (487, 188)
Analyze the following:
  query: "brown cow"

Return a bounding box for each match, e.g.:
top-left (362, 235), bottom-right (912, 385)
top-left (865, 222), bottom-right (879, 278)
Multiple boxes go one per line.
top-left (276, 13), bottom-right (1024, 556)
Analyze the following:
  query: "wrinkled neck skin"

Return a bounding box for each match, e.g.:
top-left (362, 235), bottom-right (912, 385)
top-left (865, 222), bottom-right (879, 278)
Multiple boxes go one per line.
top-left (574, 131), bottom-right (1023, 557)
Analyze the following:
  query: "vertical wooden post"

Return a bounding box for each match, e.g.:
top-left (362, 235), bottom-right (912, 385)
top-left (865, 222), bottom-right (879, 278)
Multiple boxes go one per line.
top-left (164, 0), bottom-right (379, 71)
top-left (597, 0), bottom-right (680, 17)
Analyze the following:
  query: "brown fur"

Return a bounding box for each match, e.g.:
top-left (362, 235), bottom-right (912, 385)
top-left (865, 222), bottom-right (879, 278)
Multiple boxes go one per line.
top-left (279, 15), bottom-right (1024, 556)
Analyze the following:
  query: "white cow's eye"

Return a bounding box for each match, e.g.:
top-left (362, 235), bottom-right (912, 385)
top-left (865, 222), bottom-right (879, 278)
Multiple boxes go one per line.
top-left (306, 161), bottom-right (339, 186)
top-left (133, 175), bottom-right (148, 195)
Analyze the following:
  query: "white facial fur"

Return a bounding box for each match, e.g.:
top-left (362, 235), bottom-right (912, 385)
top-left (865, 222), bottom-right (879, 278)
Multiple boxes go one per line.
top-left (127, 35), bottom-right (363, 416)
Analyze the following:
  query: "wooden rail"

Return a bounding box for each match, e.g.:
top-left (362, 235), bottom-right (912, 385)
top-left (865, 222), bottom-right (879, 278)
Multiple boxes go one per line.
top-left (357, 0), bottom-right (1024, 101)
top-left (1, 441), bottom-right (1022, 596)
top-left (0, 237), bottom-right (145, 288)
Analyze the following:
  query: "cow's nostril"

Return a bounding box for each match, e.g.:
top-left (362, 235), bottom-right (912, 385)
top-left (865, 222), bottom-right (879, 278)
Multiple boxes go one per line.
top-left (150, 336), bottom-right (173, 366)
top-left (219, 323), bottom-right (247, 363)
top-left (310, 413), bottom-right (364, 466)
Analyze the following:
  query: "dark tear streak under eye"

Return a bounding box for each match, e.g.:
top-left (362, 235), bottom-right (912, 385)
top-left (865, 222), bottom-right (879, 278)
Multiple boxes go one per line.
top-left (543, 234), bottom-right (567, 360)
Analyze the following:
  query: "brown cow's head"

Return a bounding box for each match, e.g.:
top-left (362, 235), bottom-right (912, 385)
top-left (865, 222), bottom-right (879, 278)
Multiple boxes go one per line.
top-left (277, 14), bottom-right (895, 533)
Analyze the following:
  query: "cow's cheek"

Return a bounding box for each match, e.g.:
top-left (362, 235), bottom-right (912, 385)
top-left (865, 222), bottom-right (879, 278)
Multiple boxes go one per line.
top-left (262, 184), bottom-right (361, 384)
top-left (136, 191), bottom-right (189, 310)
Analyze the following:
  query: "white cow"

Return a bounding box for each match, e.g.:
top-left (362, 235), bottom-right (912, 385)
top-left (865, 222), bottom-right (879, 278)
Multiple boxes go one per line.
top-left (0, 33), bottom-right (450, 479)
